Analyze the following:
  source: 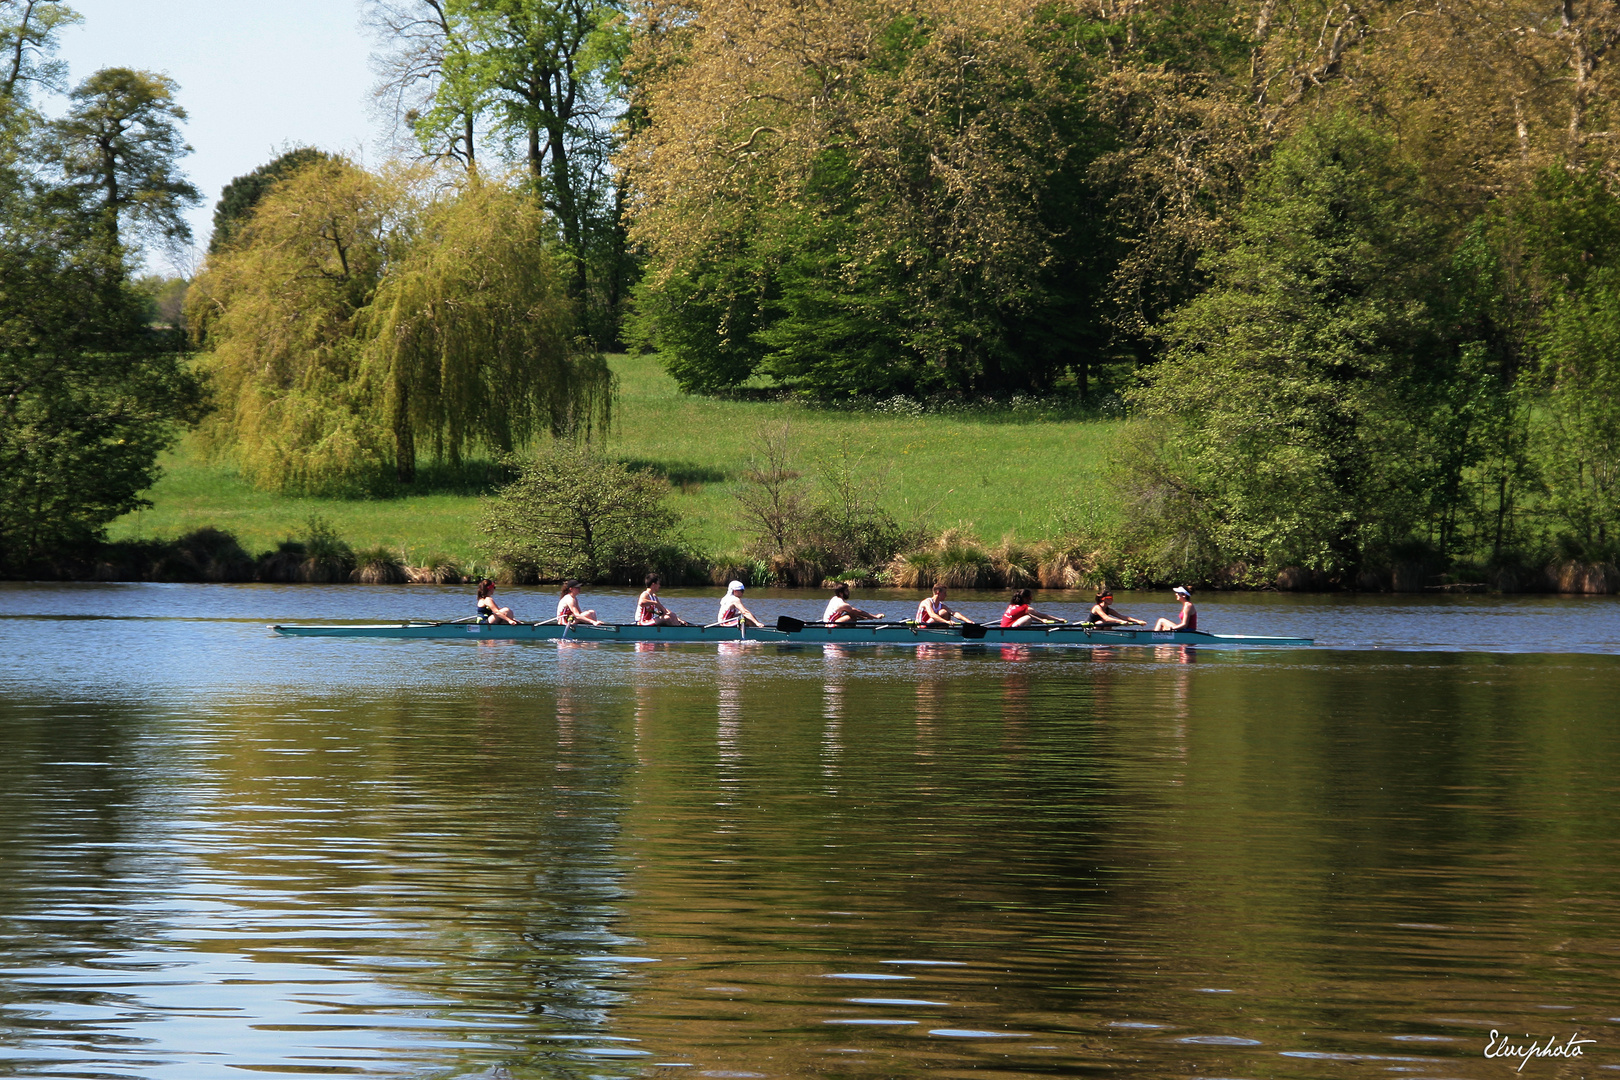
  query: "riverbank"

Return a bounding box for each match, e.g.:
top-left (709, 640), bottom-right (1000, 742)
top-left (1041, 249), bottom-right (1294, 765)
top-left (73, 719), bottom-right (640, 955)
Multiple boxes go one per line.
top-left (45, 353), bottom-right (1618, 596)
top-left (103, 352), bottom-right (1116, 564)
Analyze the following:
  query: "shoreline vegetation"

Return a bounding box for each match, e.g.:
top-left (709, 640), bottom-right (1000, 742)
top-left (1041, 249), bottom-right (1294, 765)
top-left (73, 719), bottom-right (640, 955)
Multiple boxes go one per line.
top-left (8, 3), bottom-right (1620, 601)
top-left (21, 359), bottom-right (1614, 597)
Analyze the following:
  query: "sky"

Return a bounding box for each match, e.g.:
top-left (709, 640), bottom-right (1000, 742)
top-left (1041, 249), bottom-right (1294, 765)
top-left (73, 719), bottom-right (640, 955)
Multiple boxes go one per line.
top-left (50, 1), bottom-right (380, 272)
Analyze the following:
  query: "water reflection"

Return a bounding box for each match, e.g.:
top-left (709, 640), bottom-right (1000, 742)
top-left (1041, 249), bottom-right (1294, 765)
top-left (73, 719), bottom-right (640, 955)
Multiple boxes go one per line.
top-left (1, 588), bottom-right (1619, 1078)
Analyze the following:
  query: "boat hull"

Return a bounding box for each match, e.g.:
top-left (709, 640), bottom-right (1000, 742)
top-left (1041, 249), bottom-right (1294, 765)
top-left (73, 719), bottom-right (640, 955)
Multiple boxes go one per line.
top-left (269, 622), bottom-right (1312, 647)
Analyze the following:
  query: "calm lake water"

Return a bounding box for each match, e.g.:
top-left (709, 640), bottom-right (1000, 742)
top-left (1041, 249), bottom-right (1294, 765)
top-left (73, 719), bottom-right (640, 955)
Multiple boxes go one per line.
top-left (1, 583), bottom-right (1618, 1080)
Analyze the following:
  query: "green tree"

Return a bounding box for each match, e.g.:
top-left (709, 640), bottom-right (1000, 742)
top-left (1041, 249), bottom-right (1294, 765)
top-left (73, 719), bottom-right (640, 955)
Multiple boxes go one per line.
top-left (625, 0), bottom-right (1112, 397)
top-left (373, 0), bottom-right (632, 343)
top-left (188, 156), bottom-right (399, 493)
top-left (1517, 169), bottom-right (1620, 556)
top-left (51, 66), bottom-right (201, 252)
top-left (194, 163), bottom-right (615, 493)
top-left (479, 444), bottom-right (677, 582)
top-left (364, 0), bottom-right (482, 167)
top-left (363, 177), bottom-right (613, 480)
top-left (1533, 281), bottom-right (1620, 556)
top-left (1, 116), bottom-right (204, 569)
top-left (1, 0), bottom-right (80, 103)
top-left (207, 146), bottom-right (332, 253)
top-left (1130, 113), bottom-right (1456, 580)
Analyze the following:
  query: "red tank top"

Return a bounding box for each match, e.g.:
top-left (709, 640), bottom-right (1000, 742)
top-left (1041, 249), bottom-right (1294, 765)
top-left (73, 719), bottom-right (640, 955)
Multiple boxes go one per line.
top-left (1001, 604), bottom-right (1029, 627)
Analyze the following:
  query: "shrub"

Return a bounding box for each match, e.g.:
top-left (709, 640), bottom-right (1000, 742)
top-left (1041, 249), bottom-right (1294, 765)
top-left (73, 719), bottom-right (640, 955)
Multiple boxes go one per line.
top-left (408, 553), bottom-right (464, 584)
top-left (889, 529), bottom-right (992, 589)
top-left (147, 528), bottom-right (256, 582)
top-left (257, 516), bottom-right (355, 583)
top-left (353, 547), bottom-right (408, 584)
top-left (479, 445), bottom-right (681, 583)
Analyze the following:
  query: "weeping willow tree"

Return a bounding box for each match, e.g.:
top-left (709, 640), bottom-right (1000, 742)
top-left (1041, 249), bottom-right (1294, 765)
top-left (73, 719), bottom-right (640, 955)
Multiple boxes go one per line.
top-left (190, 157), bottom-right (611, 492)
top-left (188, 156), bottom-right (402, 492)
top-left (362, 178), bottom-right (612, 482)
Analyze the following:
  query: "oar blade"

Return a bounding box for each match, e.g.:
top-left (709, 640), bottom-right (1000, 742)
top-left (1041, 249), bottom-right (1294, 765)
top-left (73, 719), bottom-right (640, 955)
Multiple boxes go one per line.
top-left (776, 615), bottom-right (807, 633)
top-left (960, 623), bottom-right (989, 640)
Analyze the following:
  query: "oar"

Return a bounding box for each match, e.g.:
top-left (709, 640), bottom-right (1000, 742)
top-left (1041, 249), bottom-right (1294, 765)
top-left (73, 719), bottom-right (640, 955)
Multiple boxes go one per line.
top-left (777, 616), bottom-right (920, 633)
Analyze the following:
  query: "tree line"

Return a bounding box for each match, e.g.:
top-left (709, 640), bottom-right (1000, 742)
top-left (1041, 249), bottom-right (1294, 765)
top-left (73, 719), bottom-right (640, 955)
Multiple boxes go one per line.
top-left (9, 0), bottom-right (1620, 586)
top-left (615, 0), bottom-right (1620, 583)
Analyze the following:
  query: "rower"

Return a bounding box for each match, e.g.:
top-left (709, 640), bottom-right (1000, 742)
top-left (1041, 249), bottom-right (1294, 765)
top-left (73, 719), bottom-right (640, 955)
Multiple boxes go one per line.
top-left (1001, 587), bottom-right (1058, 627)
top-left (1153, 586), bottom-right (1197, 631)
top-left (636, 573), bottom-right (691, 626)
top-left (476, 579), bottom-right (518, 625)
top-left (824, 583), bottom-right (883, 625)
top-left (916, 583), bottom-right (970, 626)
top-left (717, 580), bottom-right (762, 628)
top-left (557, 580), bottom-right (604, 626)
top-left (1088, 588), bottom-right (1144, 627)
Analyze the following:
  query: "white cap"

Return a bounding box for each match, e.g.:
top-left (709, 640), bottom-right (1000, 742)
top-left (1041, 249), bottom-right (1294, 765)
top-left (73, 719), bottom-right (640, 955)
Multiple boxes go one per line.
top-left (1172, 585), bottom-right (1191, 597)
top-left (728, 580), bottom-right (745, 591)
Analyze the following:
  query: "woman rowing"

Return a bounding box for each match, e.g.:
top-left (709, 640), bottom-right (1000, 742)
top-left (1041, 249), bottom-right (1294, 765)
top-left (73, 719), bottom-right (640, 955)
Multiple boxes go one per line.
top-left (476, 579), bottom-right (518, 625)
top-left (1153, 585), bottom-right (1197, 632)
top-left (557, 580), bottom-right (604, 626)
top-left (916, 583), bottom-right (970, 626)
top-left (717, 580), bottom-right (762, 628)
top-left (1088, 588), bottom-right (1144, 627)
top-left (636, 573), bottom-right (691, 626)
top-left (1001, 587), bottom-right (1059, 627)
top-left (824, 583), bottom-right (883, 625)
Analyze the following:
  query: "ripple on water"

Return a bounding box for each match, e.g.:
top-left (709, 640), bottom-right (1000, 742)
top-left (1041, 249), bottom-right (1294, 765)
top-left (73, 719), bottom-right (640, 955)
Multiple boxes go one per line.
top-left (825, 1018), bottom-right (920, 1025)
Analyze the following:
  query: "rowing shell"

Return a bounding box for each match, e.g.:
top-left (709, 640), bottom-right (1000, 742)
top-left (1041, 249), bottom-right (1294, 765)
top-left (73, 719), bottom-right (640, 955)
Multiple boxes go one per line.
top-left (269, 620), bottom-right (1313, 647)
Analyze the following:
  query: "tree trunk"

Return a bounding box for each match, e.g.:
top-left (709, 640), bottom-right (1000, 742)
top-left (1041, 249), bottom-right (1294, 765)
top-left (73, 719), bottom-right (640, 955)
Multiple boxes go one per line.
top-left (394, 382), bottom-right (416, 483)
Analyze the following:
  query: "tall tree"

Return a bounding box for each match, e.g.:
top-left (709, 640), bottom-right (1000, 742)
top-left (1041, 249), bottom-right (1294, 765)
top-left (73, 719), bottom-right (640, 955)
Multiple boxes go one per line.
top-left (1, 0), bottom-right (79, 103)
top-left (208, 146), bottom-right (332, 253)
top-left (188, 157), bottom-right (400, 493)
top-left (363, 177), bottom-right (612, 480)
top-left (370, 0), bottom-right (631, 342)
top-left (1128, 113), bottom-right (1456, 579)
top-left (624, 0), bottom-right (1104, 397)
top-left (0, 201), bottom-right (204, 568)
top-left (51, 67), bottom-right (201, 253)
top-left (1, 16), bottom-right (204, 570)
top-left (364, 0), bottom-right (481, 166)
top-left (192, 162), bottom-right (614, 492)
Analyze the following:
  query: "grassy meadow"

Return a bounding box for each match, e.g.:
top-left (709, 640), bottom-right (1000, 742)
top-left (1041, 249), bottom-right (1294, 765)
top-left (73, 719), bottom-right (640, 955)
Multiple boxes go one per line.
top-left (108, 353), bottom-right (1119, 563)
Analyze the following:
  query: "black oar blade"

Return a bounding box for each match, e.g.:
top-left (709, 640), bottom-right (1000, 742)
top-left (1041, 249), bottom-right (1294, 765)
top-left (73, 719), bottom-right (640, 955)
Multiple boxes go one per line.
top-left (960, 623), bottom-right (989, 639)
top-left (776, 615), bottom-right (807, 633)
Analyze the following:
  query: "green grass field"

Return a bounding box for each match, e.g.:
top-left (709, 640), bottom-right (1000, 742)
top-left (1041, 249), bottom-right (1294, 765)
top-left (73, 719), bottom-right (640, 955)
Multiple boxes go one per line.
top-left (108, 354), bottom-right (1118, 562)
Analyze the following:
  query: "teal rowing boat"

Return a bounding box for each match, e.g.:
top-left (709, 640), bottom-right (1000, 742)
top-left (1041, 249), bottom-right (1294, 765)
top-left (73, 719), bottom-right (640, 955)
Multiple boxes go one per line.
top-left (270, 618), bottom-right (1312, 648)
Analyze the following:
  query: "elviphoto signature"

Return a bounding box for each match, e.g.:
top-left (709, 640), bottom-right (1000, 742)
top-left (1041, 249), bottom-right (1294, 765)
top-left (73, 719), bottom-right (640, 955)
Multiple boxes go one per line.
top-left (1483, 1030), bottom-right (1596, 1072)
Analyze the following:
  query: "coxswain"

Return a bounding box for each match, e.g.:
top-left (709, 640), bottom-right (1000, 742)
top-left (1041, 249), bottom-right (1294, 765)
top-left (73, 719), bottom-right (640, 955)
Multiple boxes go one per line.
top-left (717, 580), bottom-right (762, 628)
top-left (476, 579), bottom-right (518, 625)
top-left (1089, 588), bottom-right (1144, 626)
top-left (824, 583), bottom-right (883, 625)
top-left (636, 573), bottom-right (691, 626)
top-left (1001, 587), bottom-right (1059, 627)
top-left (1153, 586), bottom-right (1198, 632)
top-left (915, 583), bottom-right (970, 626)
top-left (557, 580), bottom-right (604, 626)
